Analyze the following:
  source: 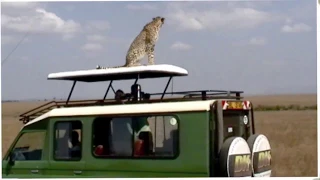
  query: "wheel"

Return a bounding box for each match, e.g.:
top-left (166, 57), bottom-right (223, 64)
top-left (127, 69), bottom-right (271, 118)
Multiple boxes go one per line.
top-left (247, 134), bottom-right (272, 177)
top-left (219, 136), bottom-right (252, 177)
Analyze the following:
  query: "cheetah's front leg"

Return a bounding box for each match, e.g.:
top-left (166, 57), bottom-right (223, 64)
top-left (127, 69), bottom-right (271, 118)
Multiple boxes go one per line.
top-left (146, 45), bottom-right (155, 65)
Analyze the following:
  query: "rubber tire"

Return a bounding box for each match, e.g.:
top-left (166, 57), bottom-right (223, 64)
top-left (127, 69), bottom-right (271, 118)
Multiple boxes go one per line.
top-left (247, 134), bottom-right (272, 177)
top-left (219, 136), bottom-right (252, 177)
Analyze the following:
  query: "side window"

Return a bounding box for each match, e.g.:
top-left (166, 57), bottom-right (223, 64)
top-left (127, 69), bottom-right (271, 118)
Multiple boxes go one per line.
top-left (92, 117), bottom-right (132, 157)
top-left (10, 131), bottom-right (46, 161)
top-left (92, 115), bottom-right (179, 158)
top-left (149, 116), bottom-right (179, 157)
top-left (54, 121), bottom-right (82, 160)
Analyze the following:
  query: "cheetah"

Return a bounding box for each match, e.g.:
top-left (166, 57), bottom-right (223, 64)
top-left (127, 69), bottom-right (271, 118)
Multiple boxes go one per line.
top-left (97, 16), bottom-right (165, 69)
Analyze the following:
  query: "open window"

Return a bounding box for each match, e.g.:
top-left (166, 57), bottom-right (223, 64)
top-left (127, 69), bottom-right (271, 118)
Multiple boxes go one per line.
top-left (9, 131), bottom-right (46, 161)
top-left (92, 115), bottom-right (179, 159)
top-left (54, 121), bottom-right (82, 161)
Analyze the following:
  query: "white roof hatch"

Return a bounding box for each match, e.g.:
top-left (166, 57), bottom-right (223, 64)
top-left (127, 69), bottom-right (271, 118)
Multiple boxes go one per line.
top-left (47, 64), bottom-right (188, 82)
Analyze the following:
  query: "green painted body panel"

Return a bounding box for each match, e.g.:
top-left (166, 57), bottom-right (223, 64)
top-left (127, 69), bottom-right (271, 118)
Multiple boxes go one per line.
top-left (84, 112), bottom-right (211, 177)
top-left (3, 111), bottom-right (214, 178)
top-left (3, 161), bottom-right (49, 178)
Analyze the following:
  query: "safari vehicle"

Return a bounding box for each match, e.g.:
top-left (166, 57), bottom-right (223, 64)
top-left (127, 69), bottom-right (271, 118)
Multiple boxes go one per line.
top-left (2, 64), bottom-right (272, 178)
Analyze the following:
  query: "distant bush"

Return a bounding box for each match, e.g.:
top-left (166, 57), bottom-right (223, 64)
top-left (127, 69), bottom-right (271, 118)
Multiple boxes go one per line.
top-left (2, 100), bottom-right (20, 102)
top-left (253, 104), bottom-right (317, 111)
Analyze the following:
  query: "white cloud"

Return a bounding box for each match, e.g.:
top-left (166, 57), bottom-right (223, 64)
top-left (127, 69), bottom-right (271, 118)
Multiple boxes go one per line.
top-left (62, 34), bottom-right (76, 41)
top-left (126, 4), bottom-right (157, 10)
top-left (1, 3), bottom-right (81, 39)
top-left (86, 34), bottom-right (107, 42)
top-left (249, 37), bottom-right (267, 46)
top-left (82, 35), bottom-right (107, 53)
top-left (170, 42), bottom-right (192, 50)
top-left (81, 43), bottom-right (103, 52)
top-left (285, 18), bottom-right (293, 24)
top-left (227, 1), bottom-right (273, 9)
top-left (1, 2), bottom-right (40, 9)
top-left (232, 37), bottom-right (267, 47)
top-left (166, 3), bottom-right (280, 32)
top-left (85, 20), bottom-right (110, 32)
top-left (281, 23), bottom-right (312, 33)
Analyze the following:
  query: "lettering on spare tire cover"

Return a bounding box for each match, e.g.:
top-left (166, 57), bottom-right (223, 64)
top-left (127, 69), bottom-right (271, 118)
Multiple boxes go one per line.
top-left (253, 150), bottom-right (271, 174)
top-left (226, 137), bottom-right (252, 177)
top-left (228, 154), bottom-right (251, 177)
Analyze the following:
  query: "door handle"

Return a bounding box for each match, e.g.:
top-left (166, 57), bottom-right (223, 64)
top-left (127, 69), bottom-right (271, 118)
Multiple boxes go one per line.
top-left (31, 169), bottom-right (39, 174)
top-left (74, 170), bottom-right (82, 175)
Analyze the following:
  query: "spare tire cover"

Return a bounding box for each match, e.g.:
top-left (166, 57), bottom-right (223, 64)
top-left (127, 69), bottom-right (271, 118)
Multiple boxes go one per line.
top-left (219, 137), bottom-right (252, 177)
top-left (247, 134), bottom-right (272, 177)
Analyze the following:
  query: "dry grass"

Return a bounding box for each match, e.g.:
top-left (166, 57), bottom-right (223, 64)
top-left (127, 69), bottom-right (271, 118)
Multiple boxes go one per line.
top-left (255, 110), bottom-right (317, 177)
top-left (1, 94), bottom-right (318, 177)
top-left (2, 101), bottom-right (45, 157)
top-left (246, 94), bottom-right (316, 106)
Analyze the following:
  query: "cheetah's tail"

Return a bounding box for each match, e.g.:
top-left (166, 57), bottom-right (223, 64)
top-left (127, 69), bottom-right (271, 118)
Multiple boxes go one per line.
top-left (96, 65), bottom-right (126, 69)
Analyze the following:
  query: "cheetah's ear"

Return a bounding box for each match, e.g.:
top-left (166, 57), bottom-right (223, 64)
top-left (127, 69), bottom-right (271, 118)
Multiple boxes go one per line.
top-left (153, 17), bottom-right (156, 21)
top-left (161, 17), bottom-right (165, 22)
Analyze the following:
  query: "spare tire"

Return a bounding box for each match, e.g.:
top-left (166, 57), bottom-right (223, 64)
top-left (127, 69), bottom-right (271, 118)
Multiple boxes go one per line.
top-left (247, 134), bottom-right (272, 177)
top-left (219, 137), bottom-right (252, 177)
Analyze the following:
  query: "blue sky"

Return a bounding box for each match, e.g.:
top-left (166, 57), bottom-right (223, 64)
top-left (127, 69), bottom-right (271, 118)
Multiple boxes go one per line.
top-left (1, 1), bottom-right (317, 101)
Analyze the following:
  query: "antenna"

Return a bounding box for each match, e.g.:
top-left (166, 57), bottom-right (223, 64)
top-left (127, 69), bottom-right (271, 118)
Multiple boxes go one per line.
top-left (2, 31), bottom-right (30, 66)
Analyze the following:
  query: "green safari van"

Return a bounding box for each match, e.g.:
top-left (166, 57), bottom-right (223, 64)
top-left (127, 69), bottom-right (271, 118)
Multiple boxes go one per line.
top-left (2, 64), bottom-right (272, 178)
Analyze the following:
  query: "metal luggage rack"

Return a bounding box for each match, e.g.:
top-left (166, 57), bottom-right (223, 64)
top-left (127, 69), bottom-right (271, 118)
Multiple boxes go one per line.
top-left (149, 89), bottom-right (244, 101)
top-left (19, 89), bottom-right (244, 125)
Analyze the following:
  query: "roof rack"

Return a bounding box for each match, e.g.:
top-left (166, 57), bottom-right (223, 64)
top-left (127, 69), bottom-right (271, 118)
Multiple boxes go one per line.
top-left (19, 99), bottom-right (116, 124)
top-left (149, 89), bottom-right (243, 100)
top-left (19, 89), bottom-right (243, 124)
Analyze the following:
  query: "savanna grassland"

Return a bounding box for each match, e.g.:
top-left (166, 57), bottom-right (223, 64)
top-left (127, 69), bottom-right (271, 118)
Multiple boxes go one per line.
top-left (1, 94), bottom-right (317, 177)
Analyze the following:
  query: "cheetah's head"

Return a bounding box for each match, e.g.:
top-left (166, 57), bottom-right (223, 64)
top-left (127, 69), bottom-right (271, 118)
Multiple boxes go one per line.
top-left (152, 16), bottom-right (165, 27)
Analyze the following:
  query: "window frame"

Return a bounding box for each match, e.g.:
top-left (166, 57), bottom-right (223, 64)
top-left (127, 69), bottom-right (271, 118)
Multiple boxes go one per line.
top-left (7, 130), bottom-right (47, 161)
top-left (91, 113), bottom-right (180, 160)
top-left (53, 120), bottom-right (83, 161)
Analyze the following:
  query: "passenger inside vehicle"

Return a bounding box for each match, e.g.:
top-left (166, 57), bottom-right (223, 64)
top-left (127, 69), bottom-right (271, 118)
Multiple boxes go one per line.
top-left (93, 118), bottom-right (114, 156)
top-left (131, 84), bottom-right (148, 101)
top-left (130, 84), bottom-right (151, 101)
top-left (115, 89), bottom-right (131, 103)
top-left (131, 116), bottom-right (154, 156)
top-left (70, 131), bottom-right (81, 158)
top-left (115, 89), bottom-right (125, 103)
top-left (94, 145), bottom-right (104, 156)
top-left (134, 131), bottom-right (154, 156)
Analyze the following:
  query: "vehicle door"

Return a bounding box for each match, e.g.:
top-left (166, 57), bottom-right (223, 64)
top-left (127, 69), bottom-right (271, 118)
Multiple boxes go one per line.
top-left (2, 130), bottom-right (48, 178)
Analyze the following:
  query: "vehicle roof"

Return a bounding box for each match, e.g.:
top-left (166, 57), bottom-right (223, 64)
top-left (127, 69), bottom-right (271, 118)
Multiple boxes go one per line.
top-left (47, 64), bottom-right (188, 82)
top-left (24, 100), bottom-right (216, 127)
